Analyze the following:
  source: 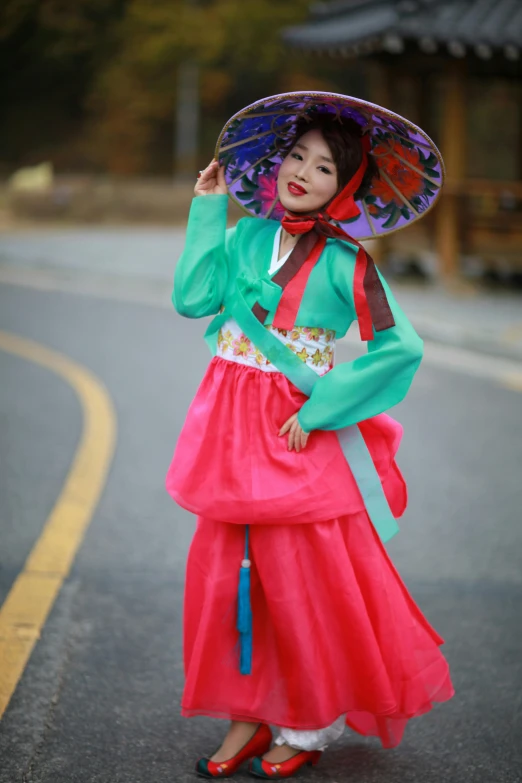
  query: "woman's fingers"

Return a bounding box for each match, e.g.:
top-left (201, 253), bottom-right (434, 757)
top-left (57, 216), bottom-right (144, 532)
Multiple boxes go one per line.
top-left (279, 412), bottom-right (309, 452)
top-left (198, 161), bottom-right (215, 181)
top-left (288, 420), bottom-right (297, 452)
top-left (279, 413), bottom-right (297, 437)
top-left (294, 421), bottom-right (301, 452)
top-left (198, 163), bottom-right (216, 186)
top-left (194, 161), bottom-right (218, 195)
top-left (294, 422), bottom-right (308, 452)
top-left (216, 164), bottom-right (228, 194)
top-left (291, 420), bottom-right (306, 452)
top-left (279, 422), bottom-right (290, 437)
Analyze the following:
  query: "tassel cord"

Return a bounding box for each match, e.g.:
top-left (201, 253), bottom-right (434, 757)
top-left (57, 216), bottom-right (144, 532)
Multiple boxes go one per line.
top-left (237, 524), bottom-right (252, 675)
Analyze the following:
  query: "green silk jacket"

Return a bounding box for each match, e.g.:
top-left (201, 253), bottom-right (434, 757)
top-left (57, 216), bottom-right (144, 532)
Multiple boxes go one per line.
top-left (173, 194), bottom-right (423, 434)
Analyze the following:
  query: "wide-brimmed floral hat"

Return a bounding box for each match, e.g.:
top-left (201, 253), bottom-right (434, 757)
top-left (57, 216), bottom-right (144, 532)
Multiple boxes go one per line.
top-left (216, 91), bottom-right (444, 240)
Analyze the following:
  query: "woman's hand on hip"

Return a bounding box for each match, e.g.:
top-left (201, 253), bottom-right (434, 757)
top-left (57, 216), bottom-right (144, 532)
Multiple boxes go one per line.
top-left (194, 160), bottom-right (228, 196)
top-left (279, 412), bottom-right (310, 452)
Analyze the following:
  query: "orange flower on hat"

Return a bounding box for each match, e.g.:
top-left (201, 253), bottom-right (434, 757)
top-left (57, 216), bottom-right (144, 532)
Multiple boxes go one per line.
top-left (370, 140), bottom-right (424, 206)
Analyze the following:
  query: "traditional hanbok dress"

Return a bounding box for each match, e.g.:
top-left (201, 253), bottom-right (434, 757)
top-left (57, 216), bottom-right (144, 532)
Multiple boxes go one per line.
top-left (166, 194), bottom-right (454, 750)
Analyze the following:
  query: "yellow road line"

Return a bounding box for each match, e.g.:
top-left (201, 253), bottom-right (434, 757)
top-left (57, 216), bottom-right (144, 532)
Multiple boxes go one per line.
top-left (0, 331), bottom-right (116, 718)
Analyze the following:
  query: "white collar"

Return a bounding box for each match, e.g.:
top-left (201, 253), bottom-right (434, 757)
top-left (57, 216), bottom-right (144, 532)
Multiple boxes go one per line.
top-left (268, 226), bottom-right (292, 277)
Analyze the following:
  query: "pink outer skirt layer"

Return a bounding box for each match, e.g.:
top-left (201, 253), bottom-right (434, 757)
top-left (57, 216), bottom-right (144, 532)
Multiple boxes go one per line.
top-left (182, 513), bottom-right (454, 748)
top-left (166, 357), bottom-right (407, 524)
top-left (167, 357), bottom-right (454, 747)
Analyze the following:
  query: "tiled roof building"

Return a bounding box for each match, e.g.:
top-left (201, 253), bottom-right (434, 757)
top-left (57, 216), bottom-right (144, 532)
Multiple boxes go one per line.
top-left (283, 1), bottom-right (522, 279)
top-left (285, 0), bottom-right (522, 60)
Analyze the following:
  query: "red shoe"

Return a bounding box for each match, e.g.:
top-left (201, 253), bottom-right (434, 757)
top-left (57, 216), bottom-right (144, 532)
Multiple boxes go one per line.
top-left (249, 749), bottom-right (322, 778)
top-left (196, 723), bottom-right (273, 778)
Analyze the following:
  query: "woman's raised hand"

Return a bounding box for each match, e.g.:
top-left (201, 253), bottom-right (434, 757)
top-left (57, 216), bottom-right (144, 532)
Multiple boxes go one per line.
top-left (194, 160), bottom-right (228, 197)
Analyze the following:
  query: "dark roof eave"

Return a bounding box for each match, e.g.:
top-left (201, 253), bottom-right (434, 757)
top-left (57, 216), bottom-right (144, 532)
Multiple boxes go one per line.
top-left (283, 3), bottom-right (397, 50)
top-left (283, 33), bottom-right (385, 59)
top-left (283, 0), bottom-right (522, 54)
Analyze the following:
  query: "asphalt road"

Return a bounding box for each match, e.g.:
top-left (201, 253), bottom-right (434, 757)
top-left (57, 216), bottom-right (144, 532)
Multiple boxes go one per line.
top-left (0, 273), bottom-right (521, 783)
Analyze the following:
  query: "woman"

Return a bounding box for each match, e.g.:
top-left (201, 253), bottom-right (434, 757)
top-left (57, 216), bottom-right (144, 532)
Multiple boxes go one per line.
top-left (166, 93), bottom-right (454, 779)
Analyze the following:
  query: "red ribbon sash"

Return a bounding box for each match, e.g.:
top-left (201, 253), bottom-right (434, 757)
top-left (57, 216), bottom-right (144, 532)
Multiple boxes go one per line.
top-left (272, 235), bottom-right (327, 330)
top-left (252, 134), bottom-right (394, 341)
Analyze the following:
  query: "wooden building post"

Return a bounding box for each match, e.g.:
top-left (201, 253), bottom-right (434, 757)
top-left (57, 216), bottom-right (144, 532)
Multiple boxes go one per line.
top-left (174, 0), bottom-right (200, 180)
top-left (366, 61), bottom-right (393, 267)
top-left (174, 60), bottom-right (200, 180)
top-left (436, 61), bottom-right (467, 278)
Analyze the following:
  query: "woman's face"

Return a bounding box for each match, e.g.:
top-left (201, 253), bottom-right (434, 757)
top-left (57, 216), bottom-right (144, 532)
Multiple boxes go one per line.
top-left (277, 129), bottom-right (339, 214)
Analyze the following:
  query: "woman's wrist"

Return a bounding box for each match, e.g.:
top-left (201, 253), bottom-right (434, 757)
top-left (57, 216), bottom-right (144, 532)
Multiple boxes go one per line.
top-left (297, 409), bottom-right (311, 435)
top-left (186, 193), bottom-right (229, 243)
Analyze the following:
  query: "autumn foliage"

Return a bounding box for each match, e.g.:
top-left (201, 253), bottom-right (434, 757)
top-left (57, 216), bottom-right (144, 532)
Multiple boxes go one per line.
top-left (0, 0), bottom-right (328, 175)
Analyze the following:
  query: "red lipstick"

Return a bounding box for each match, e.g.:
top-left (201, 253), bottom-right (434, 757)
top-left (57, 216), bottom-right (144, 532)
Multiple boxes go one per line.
top-left (288, 181), bottom-right (307, 196)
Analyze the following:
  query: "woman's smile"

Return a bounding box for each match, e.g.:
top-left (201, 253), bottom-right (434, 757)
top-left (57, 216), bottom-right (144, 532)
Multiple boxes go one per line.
top-left (287, 181), bottom-right (307, 196)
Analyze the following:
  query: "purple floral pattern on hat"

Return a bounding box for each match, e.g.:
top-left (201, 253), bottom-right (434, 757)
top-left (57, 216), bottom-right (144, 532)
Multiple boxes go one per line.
top-left (216, 91), bottom-right (444, 240)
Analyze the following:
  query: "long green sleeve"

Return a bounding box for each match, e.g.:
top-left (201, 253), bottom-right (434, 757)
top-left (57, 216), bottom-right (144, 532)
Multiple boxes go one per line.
top-left (298, 270), bottom-right (423, 433)
top-left (173, 195), bottom-right (235, 318)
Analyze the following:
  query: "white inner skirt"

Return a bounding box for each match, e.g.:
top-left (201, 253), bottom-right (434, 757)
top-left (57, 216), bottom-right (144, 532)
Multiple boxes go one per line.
top-left (275, 714), bottom-right (346, 752)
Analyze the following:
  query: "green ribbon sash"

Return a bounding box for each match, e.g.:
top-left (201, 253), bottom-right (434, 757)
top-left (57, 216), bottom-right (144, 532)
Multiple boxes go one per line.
top-left (205, 275), bottom-right (400, 544)
top-left (205, 275), bottom-right (399, 675)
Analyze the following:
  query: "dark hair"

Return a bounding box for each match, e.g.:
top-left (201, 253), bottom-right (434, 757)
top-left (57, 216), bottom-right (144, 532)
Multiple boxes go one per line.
top-left (288, 111), bottom-right (378, 201)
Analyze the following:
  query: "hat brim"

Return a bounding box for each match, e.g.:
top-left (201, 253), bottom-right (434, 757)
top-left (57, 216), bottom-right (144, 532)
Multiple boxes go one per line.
top-left (216, 91), bottom-right (445, 240)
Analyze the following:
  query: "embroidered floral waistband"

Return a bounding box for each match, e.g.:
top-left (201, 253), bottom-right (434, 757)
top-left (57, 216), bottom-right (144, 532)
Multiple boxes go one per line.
top-left (217, 317), bottom-right (335, 375)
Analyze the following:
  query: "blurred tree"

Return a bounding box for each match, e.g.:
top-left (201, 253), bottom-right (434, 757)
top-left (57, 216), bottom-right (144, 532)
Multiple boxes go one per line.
top-left (0, 0), bottom-right (130, 170)
top-left (88, 0), bottom-right (311, 174)
top-left (1, 0), bottom-right (331, 175)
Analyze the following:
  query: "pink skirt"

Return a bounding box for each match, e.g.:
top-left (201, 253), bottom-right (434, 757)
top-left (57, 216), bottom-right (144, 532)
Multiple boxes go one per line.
top-left (166, 357), bottom-right (407, 524)
top-left (166, 357), bottom-right (454, 747)
top-left (182, 513), bottom-right (454, 748)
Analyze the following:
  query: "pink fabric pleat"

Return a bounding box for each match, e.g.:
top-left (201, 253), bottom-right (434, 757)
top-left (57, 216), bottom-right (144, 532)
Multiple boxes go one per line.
top-left (166, 357), bottom-right (407, 525)
top-left (182, 512), bottom-right (454, 748)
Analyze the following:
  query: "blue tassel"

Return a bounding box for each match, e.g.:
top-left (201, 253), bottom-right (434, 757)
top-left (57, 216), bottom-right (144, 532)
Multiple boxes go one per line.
top-left (237, 525), bottom-right (252, 675)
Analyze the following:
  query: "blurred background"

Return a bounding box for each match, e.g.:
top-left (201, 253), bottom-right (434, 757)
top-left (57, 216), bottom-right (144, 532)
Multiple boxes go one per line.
top-left (1, 3), bottom-right (522, 783)
top-left (1, 0), bottom-right (522, 288)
